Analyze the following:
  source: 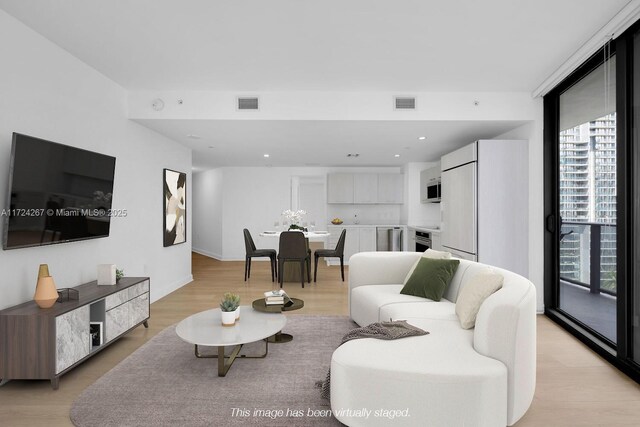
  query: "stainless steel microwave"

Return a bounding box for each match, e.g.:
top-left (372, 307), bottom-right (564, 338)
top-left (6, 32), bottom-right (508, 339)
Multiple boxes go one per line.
top-left (426, 178), bottom-right (441, 203)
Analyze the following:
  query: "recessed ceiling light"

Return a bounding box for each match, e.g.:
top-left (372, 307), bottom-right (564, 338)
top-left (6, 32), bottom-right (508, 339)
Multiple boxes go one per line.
top-left (208, 146), bottom-right (214, 149)
top-left (418, 136), bottom-right (426, 140)
top-left (394, 154), bottom-right (400, 158)
top-left (263, 154), bottom-right (270, 158)
top-left (187, 134), bottom-right (202, 139)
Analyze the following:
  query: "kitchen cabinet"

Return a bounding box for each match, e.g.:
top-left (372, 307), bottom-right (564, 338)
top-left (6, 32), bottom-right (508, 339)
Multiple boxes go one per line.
top-left (354, 174), bottom-right (378, 203)
top-left (327, 173), bottom-right (354, 203)
top-left (377, 174), bottom-right (404, 204)
top-left (327, 173), bottom-right (404, 204)
top-left (326, 225), bottom-right (378, 265)
top-left (431, 232), bottom-right (442, 251)
top-left (359, 227), bottom-right (377, 252)
top-left (420, 170), bottom-right (428, 202)
top-left (441, 161), bottom-right (477, 257)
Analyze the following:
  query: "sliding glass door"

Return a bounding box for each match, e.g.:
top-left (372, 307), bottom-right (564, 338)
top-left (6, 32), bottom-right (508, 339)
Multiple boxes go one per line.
top-left (633, 31), bottom-right (640, 366)
top-left (545, 20), bottom-right (640, 383)
top-left (557, 56), bottom-right (617, 343)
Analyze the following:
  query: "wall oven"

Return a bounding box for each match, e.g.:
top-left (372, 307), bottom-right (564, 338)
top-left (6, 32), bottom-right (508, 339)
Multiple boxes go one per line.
top-left (415, 231), bottom-right (431, 252)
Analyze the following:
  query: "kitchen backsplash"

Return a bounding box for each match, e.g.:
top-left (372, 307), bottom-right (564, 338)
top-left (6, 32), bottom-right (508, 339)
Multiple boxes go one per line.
top-left (327, 204), bottom-right (402, 225)
top-left (412, 202), bottom-right (441, 227)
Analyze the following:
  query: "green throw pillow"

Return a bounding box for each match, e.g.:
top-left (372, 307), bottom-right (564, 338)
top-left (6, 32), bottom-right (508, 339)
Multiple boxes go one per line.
top-left (400, 258), bottom-right (460, 301)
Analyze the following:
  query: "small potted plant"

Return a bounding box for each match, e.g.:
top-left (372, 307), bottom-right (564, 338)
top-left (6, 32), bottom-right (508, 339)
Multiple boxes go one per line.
top-left (220, 293), bottom-right (240, 326)
top-left (226, 292), bottom-right (241, 320)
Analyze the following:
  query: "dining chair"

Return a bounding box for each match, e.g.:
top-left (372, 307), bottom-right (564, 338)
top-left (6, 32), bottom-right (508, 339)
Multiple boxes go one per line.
top-left (314, 229), bottom-right (347, 282)
top-left (278, 231), bottom-right (311, 288)
top-left (243, 229), bottom-right (277, 282)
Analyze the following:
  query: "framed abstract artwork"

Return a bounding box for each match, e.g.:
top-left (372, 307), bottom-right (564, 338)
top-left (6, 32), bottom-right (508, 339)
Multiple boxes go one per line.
top-left (163, 168), bottom-right (186, 247)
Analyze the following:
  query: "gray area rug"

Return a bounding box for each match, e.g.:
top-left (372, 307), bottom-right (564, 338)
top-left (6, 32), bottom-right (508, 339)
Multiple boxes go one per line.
top-left (71, 315), bottom-right (355, 426)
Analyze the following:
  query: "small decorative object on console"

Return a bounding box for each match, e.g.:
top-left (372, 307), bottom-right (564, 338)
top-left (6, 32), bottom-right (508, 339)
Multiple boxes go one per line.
top-left (116, 268), bottom-right (124, 281)
top-left (97, 264), bottom-right (116, 286)
top-left (34, 264), bottom-right (58, 309)
top-left (56, 288), bottom-right (79, 303)
top-left (331, 218), bottom-right (343, 225)
top-left (90, 321), bottom-right (104, 347)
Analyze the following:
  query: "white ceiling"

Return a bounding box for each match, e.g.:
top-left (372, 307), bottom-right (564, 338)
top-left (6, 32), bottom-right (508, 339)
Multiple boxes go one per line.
top-left (0, 0), bottom-right (630, 167)
top-left (0, 0), bottom-right (629, 92)
top-left (136, 119), bottom-right (527, 169)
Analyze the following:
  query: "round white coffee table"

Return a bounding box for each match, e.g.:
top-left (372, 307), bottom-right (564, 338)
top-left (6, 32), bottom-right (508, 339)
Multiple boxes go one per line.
top-left (175, 306), bottom-right (286, 376)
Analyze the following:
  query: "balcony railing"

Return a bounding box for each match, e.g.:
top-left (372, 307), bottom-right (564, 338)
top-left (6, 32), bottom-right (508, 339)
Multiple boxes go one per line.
top-left (559, 221), bottom-right (617, 296)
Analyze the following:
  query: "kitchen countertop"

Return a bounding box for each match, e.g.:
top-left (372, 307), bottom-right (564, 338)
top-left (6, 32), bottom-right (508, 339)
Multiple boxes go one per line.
top-left (327, 224), bottom-right (407, 228)
top-left (325, 224), bottom-right (439, 233)
top-left (409, 225), bottom-right (441, 233)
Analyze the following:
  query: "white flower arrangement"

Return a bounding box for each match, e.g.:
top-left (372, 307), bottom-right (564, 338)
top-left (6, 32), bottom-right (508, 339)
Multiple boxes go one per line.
top-left (282, 209), bottom-right (307, 226)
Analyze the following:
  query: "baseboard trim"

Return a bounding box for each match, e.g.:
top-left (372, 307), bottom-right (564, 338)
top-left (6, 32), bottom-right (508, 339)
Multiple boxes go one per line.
top-left (192, 248), bottom-right (223, 260)
top-left (150, 274), bottom-right (193, 304)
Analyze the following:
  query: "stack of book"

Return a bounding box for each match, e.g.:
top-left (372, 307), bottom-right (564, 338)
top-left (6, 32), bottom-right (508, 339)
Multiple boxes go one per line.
top-left (264, 290), bottom-right (288, 305)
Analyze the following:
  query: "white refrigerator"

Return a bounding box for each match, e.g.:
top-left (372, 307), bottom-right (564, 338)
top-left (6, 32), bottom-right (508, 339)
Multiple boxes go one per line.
top-left (441, 161), bottom-right (477, 261)
top-left (440, 140), bottom-right (529, 276)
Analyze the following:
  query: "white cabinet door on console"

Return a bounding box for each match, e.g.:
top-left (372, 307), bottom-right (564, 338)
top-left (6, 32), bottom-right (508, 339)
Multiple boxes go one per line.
top-left (56, 306), bottom-right (90, 374)
top-left (129, 293), bottom-right (150, 327)
top-left (105, 289), bottom-right (129, 311)
top-left (106, 302), bottom-right (130, 342)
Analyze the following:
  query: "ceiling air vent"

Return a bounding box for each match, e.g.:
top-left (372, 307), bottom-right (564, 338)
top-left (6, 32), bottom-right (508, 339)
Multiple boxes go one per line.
top-left (394, 96), bottom-right (416, 110)
top-left (237, 97), bottom-right (259, 111)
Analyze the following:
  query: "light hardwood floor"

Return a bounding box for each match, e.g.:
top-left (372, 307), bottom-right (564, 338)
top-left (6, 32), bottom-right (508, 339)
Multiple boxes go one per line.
top-left (1, 252), bottom-right (640, 426)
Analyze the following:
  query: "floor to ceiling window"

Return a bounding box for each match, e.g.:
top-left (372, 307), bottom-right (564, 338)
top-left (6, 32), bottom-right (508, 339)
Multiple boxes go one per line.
top-left (557, 56), bottom-right (617, 343)
top-left (545, 21), bottom-right (640, 382)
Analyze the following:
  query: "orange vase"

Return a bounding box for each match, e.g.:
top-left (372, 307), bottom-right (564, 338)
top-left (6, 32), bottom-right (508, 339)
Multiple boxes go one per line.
top-left (34, 276), bottom-right (58, 309)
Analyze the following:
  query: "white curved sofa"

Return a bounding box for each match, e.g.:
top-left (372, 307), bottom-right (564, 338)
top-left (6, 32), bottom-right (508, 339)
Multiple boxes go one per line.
top-left (330, 252), bottom-right (536, 427)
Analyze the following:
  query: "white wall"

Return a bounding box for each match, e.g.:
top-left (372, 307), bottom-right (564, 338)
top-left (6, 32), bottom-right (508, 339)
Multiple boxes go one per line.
top-left (0, 10), bottom-right (192, 309)
top-left (129, 90), bottom-right (539, 122)
top-left (192, 169), bottom-right (223, 259)
top-left (493, 107), bottom-right (544, 312)
top-left (192, 166), bottom-right (404, 260)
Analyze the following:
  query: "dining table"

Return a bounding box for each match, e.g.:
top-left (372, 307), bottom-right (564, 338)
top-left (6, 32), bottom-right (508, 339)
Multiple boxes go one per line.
top-left (259, 230), bottom-right (331, 282)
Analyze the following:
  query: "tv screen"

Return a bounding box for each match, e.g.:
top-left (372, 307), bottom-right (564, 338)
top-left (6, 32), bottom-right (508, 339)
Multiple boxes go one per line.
top-left (3, 133), bottom-right (116, 249)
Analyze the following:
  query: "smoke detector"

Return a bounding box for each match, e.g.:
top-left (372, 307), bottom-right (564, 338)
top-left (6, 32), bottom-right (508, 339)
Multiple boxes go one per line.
top-left (152, 98), bottom-right (165, 111)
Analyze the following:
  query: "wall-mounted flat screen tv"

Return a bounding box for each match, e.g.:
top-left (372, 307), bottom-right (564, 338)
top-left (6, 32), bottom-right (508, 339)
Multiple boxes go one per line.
top-left (3, 133), bottom-right (116, 249)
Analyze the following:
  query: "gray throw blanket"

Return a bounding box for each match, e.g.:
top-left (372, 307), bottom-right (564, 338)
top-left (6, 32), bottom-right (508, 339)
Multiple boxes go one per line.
top-left (317, 320), bottom-right (429, 400)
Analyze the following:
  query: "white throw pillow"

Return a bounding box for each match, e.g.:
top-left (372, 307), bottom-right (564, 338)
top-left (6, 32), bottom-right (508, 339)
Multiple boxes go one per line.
top-left (455, 269), bottom-right (504, 329)
top-left (402, 249), bottom-right (452, 285)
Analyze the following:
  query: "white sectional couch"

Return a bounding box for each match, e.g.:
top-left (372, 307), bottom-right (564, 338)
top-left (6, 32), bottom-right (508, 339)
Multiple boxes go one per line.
top-left (330, 252), bottom-right (536, 427)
